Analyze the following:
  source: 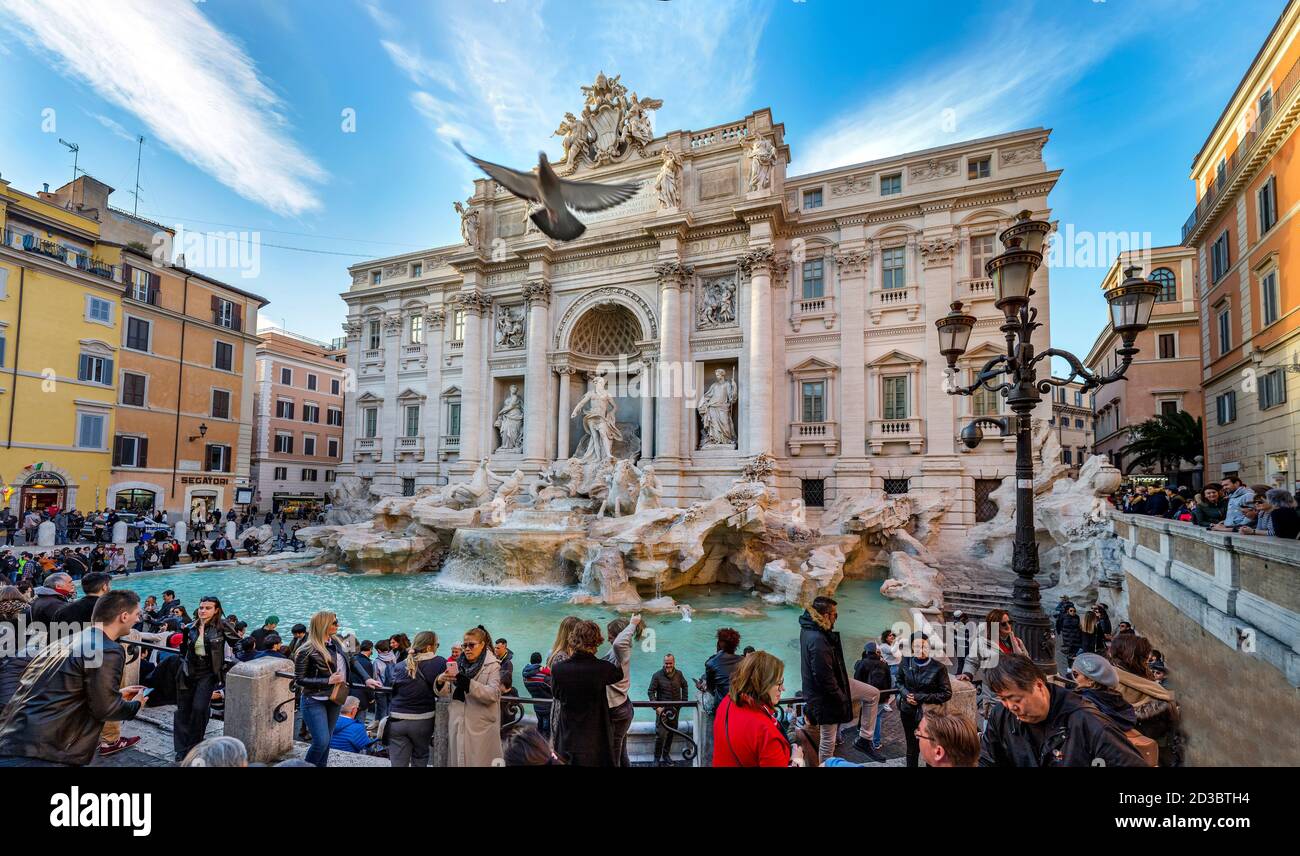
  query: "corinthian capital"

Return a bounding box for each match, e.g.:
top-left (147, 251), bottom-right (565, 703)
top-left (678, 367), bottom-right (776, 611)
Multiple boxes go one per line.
top-left (833, 248), bottom-right (873, 274)
top-left (739, 246), bottom-right (789, 280)
top-left (654, 261), bottom-right (695, 289)
top-left (522, 279), bottom-right (552, 306)
top-left (450, 290), bottom-right (493, 316)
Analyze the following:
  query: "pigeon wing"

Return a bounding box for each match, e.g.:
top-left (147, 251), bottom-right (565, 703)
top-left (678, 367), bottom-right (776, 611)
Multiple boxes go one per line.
top-left (455, 143), bottom-right (540, 203)
top-left (559, 177), bottom-right (642, 213)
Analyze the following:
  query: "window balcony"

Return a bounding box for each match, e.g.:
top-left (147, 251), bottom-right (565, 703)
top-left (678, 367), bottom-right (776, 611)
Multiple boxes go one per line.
top-left (959, 277), bottom-right (996, 302)
top-left (868, 417), bottom-right (924, 454)
top-left (395, 435), bottom-right (424, 458)
top-left (787, 420), bottom-right (838, 456)
top-left (790, 294), bottom-right (836, 332)
top-left (868, 286), bottom-right (921, 325)
top-left (354, 436), bottom-right (380, 460)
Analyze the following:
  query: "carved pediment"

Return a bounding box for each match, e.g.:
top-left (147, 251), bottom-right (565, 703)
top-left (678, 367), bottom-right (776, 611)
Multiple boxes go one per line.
top-left (789, 355), bottom-right (839, 376)
top-left (868, 348), bottom-right (923, 367)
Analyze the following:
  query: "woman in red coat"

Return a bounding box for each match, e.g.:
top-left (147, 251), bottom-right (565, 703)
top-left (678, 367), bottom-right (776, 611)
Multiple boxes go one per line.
top-left (712, 651), bottom-right (802, 767)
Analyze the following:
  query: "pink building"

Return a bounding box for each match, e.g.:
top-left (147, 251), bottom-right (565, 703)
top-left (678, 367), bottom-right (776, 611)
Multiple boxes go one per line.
top-left (251, 328), bottom-right (347, 516)
top-left (1085, 247), bottom-right (1203, 485)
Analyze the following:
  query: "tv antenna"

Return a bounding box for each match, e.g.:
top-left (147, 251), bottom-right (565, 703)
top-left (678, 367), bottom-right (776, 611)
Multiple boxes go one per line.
top-left (130, 135), bottom-right (146, 215)
top-left (57, 138), bottom-right (80, 184)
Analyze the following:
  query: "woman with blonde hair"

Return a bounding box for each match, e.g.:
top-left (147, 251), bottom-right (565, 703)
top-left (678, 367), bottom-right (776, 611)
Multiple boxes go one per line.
top-left (547, 615), bottom-right (580, 668)
top-left (295, 610), bottom-right (379, 767)
top-left (712, 651), bottom-right (801, 767)
top-left (386, 630), bottom-right (446, 767)
top-left (435, 625), bottom-right (502, 766)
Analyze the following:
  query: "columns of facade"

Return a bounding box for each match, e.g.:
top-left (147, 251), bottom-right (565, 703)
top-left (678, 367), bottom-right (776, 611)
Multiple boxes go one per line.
top-left (423, 306), bottom-right (446, 476)
top-left (834, 247), bottom-right (870, 457)
top-left (639, 357), bottom-right (655, 460)
top-left (654, 262), bottom-right (692, 465)
top-left (452, 291), bottom-right (491, 465)
top-left (740, 248), bottom-right (777, 456)
top-left (521, 279), bottom-right (551, 469)
top-left (339, 318), bottom-right (362, 476)
top-left (556, 368), bottom-right (572, 460)
top-left (381, 310), bottom-right (403, 472)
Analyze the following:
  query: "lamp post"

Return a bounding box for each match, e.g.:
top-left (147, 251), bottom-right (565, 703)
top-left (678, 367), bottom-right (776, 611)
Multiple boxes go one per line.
top-left (935, 212), bottom-right (1159, 663)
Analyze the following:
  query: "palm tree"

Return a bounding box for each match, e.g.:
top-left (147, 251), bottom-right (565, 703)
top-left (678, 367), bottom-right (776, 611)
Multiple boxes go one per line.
top-left (1118, 410), bottom-right (1204, 476)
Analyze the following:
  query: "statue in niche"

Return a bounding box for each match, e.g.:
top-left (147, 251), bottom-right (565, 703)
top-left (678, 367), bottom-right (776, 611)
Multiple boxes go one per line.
top-left (698, 367), bottom-right (738, 449)
top-left (570, 374), bottom-right (622, 463)
top-left (653, 148), bottom-right (681, 209)
top-left (744, 135), bottom-right (777, 192)
top-left (496, 305), bottom-right (525, 350)
top-left (494, 384), bottom-right (524, 452)
top-left (697, 275), bottom-right (736, 329)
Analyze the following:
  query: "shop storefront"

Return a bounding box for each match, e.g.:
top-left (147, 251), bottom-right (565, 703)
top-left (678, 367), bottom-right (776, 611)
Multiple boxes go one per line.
top-left (272, 493), bottom-right (324, 519)
top-left (114, 488), bottom-right (158, 514)
top-left (21, 472), bottom-right (70, 513)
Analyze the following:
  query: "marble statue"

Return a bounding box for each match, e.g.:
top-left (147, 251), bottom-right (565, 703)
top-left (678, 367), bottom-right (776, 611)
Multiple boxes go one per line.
top-left (444, 457), bottom-right (503, 509)
top-left (554, 110), bottom-right (593, 173)
top-left (654, 148), bottom-right (681, 209)
top-left (453, 200), bottom-right (481, 251)
top-left (495, 305), bottom-right (525, 350)
top-left (597, 459), bottom-right (641, 518)
top-left (625, 92), bottom-right (662, 150)
top-left (635, 463), bottom-right (662, 514)
top-left (488, 468), bottom-right (528, 523)
top-left (697, 274), bottom-right (737, 329)
top-left (744, 135), bottom-right (777, 192)
top-left (698, 368), bottom-right (738, 449)
top-left (494, 385), bottom-right (524, 452)
top-left (571, 374), bottom-right (622, 463)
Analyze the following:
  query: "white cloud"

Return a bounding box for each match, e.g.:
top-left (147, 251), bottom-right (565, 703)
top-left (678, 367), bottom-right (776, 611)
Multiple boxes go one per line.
top-left (88, 112), bottom-right (138, 143)
top-left (0, 0), bottom-right (325, 216)
top-left (795, 17), bottom-right (1134, 174)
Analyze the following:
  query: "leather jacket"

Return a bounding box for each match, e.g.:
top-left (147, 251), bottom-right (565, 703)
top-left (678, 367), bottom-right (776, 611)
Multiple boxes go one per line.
top-left (178, 618), bottom-right (242, 684)
top-left (295, 638), bottom-right (346, 699)
top-left (0, 628), bottom-right (141, 765)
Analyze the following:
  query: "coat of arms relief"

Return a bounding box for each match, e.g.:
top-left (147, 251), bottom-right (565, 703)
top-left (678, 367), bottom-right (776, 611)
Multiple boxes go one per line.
top-left (553, 72), bottom-right (663, 175)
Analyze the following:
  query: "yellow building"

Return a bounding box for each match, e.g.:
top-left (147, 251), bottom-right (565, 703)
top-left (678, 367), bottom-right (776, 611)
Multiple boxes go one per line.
top-left (0, 175), bottom-right (124, 513)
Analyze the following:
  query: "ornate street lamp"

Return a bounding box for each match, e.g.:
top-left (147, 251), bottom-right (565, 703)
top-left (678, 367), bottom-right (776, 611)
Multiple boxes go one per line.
top-left (936, 211), bottom-right (1159, 664)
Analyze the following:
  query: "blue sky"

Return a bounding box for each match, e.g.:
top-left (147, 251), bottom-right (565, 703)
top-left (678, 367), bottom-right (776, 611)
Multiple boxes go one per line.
top-left (0, 0), bottom-right (1287, 362)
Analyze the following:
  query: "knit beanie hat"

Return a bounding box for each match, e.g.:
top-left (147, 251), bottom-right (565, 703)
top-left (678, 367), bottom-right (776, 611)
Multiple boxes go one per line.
top-left (1071, 652), bottom-right (1118, 688)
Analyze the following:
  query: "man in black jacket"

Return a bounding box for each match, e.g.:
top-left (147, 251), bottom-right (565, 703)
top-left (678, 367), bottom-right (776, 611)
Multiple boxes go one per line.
top-left (25, 572), bottom-right (75, 628)
top-left (0, 590), bottom-right (146, 766)
top-left (56, 572), bottom-right (111, 625)
top-left (799, 597), bottom-right (883, 763)
top-left (646, 653), bottom-right (689, 766)
top-left (979, 654), bottom-right (1147, 767)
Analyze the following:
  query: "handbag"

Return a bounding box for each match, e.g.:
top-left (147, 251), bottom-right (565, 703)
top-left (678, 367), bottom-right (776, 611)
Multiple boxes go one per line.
top-left (327, 678), bottom-right (349, 705)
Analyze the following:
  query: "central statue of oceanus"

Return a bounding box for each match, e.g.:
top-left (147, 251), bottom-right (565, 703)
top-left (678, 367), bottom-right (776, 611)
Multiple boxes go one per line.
top-left (570, 374), bottom-right (622, 462)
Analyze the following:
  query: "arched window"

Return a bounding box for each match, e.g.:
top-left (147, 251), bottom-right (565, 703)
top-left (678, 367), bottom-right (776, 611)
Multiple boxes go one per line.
top-left (1150, 267), bottom-right (1177, 303)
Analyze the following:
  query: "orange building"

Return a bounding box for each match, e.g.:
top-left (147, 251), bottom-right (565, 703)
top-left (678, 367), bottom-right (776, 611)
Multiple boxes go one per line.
top-left (1085, 247), bottom-right (1203, 484)
top-left (38, 175), bottom-right (272, 521)
top-left (1182, 0), bottom-right (1300, 489)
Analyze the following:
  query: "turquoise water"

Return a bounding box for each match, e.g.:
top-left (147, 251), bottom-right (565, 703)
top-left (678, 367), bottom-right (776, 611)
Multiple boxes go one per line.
top-left (128, 565), bottom-right (902, 705)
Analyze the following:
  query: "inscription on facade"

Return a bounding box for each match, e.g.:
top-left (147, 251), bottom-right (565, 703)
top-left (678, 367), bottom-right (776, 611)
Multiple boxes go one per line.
top-left (553, 248), bottom-right (657, 275)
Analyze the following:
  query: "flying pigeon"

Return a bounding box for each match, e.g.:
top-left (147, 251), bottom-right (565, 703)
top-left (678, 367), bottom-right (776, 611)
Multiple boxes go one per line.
top-left (456, 143), bottom-right (640, 242)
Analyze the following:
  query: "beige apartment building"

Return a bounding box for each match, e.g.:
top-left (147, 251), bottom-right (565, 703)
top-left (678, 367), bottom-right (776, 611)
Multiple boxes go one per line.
top-left (1183, 0), bottom-right (1300, 490)
top-left (1085, 246), bottom-right (1202, 485)
top-left (1049, 378), bottom-right (1093, 478)
top-left (250, 328), bottom-right (347, 517)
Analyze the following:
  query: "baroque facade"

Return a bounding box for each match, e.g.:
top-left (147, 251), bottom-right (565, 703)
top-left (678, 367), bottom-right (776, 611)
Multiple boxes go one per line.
top-left (339, 76), bottom-right (1058, 529)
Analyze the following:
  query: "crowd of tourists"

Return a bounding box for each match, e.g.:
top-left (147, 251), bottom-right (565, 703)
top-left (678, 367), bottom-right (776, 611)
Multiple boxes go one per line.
top-left (0, 560), bottom-right (1186, 768)
top-left (1115, 477), bottom-right (1300, 539)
